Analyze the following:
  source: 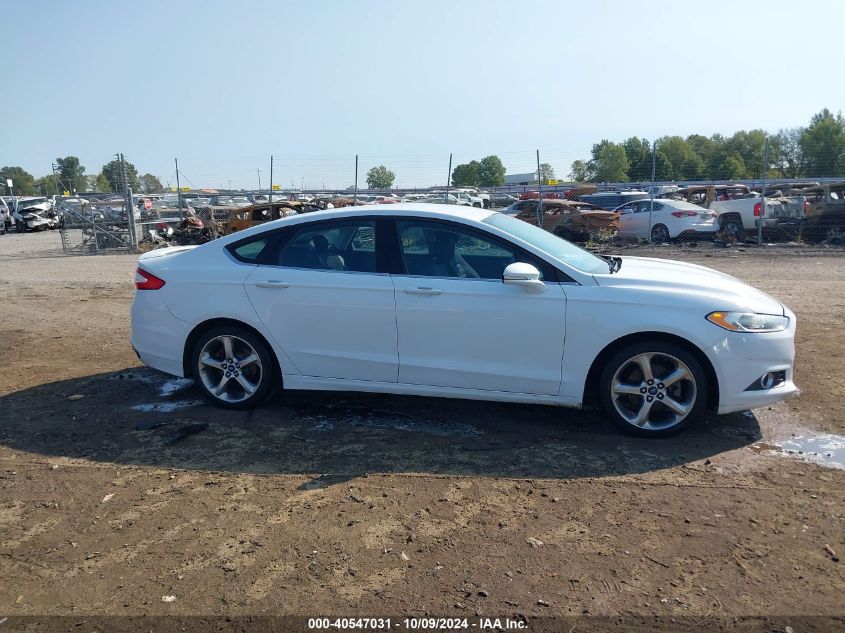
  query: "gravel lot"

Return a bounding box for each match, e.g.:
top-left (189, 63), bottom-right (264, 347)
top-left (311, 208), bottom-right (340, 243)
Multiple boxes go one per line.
top-left (1, 230), bottom-right (843, 629)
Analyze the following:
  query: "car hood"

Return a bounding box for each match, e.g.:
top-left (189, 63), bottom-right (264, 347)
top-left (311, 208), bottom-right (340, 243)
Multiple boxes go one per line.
top-left (593, 256), bottom-right (784, 315)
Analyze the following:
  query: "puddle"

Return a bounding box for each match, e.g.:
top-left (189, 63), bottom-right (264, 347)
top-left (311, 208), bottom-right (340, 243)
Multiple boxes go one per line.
top-left (159, 378), bottom-right (194, 396)
top-left (751, 434), bottom-right (845, 470)
top-left (131, 400), bottom-right (203, 413)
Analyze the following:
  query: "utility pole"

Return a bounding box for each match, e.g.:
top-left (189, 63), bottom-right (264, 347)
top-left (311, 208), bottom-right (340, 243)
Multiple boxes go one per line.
top-left (648, 140), bottom-right (657, 242)
top-left (257, 169), bottom-right (261, 190)
top-left (353, 154), bottom-right (358, 205)
top-left (51, 163), bottom-right (61, 196)
top-left (536, 150), bottom-right (543, 228)
top-left (269, 155), bottom-right (274, 204)
top-left (445, 153), bottom-right (452, 203)
top-left (757, 136), bottom-right (769, 245)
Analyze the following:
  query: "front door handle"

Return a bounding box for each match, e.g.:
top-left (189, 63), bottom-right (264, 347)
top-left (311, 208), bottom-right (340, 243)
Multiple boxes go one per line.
top-left (254, 280), bottom-right (290, 289)
top-left (404, 286), bottom-right (443, 296)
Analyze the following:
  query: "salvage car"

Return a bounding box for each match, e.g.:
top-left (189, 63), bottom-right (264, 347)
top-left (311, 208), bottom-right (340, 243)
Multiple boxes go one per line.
top-left (799, 181), bottom-right (845, 243)
top-left (12, 197), bottom-right (59, 232)
top-left (578, 190), bottom-right (649, 210)
top-left (513, 199), bottom-right (618, 242)
top-left (0, 197), bottom-right (12, 233)
top-left (224, 201), bottom-right (305, 234)
top-left (131, 204), bottom-right (797, 437)
top-left (615, 199), bottom-right (718, 242)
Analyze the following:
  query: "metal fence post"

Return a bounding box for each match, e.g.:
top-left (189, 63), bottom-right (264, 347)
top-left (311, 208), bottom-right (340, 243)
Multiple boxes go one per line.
top-left (127, 187), bottom-right (137, 250)
top-left (536, 150), bottom-right (543, 229)
top-left (445, 153), bottom-right (452, 203)
top-left (648, 140), bottom-right (656, 242)
top-left (175, 158), bottom-right (183, 222)
top-left (757, 136), bottom-right (768, 245)
top-left (353, 155), bottom-right (358, 206)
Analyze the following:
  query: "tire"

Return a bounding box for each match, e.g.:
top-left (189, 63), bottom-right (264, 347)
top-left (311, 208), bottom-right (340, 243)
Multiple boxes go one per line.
top-left (16, 222), bottom-right (25, 234)
top-left (720, 218), bottom-right (744, 240)
top-left (650, 223), bottom-right (670, 243)
top-left (599, 341), bottom-right (708, 437)
top-left (190, 326), bottom-right (277, 410)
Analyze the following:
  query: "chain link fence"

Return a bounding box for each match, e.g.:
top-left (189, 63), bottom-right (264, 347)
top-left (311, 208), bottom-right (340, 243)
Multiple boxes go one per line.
top-left (8, 145), bottom-right (844, 254)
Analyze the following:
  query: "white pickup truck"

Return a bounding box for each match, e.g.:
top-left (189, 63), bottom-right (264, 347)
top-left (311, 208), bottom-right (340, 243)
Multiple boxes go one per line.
top-left (711, 195), bottom-right (806, 239)
top-left (660, 185), bottom-right (805, 239)
top-left (451, 187), bottom-right (490, 208)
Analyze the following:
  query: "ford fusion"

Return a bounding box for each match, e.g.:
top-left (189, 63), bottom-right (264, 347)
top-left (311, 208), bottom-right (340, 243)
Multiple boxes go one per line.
top-left (131, 204), bottom-right (797, 437)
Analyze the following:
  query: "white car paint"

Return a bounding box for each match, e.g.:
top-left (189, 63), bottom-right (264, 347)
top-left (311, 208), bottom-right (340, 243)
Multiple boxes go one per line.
top-left (131, 204), bottom-right (797, 423)
top-left (617, 199), bottom-right (717, 239)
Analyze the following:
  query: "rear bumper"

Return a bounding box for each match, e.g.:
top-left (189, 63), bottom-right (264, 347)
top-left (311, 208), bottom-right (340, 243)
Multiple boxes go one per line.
top-left (130, 292), bottom-right (191, 377)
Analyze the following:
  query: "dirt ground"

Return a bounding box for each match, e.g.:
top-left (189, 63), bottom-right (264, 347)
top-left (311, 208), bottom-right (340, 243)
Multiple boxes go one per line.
top-left (0, 231), bottom-right (843, 631)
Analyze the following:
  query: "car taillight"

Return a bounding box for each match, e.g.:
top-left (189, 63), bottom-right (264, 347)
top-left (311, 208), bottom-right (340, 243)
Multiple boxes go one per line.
top-left (670, 211), bottom-right (698, 218)
top-left (753, 202), bottom-right (762, 216)
top-left (135, 267), bottom-right (165, 290)
top-left (804, 200), bottom-right (810, 216)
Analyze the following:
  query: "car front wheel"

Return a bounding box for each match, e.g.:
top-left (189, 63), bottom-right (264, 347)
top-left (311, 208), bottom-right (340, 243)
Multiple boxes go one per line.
top-left (190, 326), bottom-right (276, 409)
top-left (599, 342), bottom-right (707, 437)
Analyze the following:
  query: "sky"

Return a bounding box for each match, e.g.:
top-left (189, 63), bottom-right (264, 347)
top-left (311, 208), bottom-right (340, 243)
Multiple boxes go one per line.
top-left (3, 0), bottom-right (844, 190)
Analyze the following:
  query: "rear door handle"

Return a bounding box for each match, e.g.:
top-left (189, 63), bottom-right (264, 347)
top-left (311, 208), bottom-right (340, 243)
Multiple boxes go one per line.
top-left (404, 287), bottom-right (443, 296)
top-left (254, 280), bottom-right (290, 289)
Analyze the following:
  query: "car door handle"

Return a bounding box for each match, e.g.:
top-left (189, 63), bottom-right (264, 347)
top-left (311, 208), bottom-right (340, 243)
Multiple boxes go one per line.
top-left (254, 280), bottom-right (290, 289)
top-left (404, 286), bottom-right (443, 296)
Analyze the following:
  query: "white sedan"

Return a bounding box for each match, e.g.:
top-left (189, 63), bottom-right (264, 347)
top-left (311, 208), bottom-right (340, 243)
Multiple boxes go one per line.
top-left (616, 198), bottom-right (717, 242)
top-left (131, 204), bottom-right (797, 437)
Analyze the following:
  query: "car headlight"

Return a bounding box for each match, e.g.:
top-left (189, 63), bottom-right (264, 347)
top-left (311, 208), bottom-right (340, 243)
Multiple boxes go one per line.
top-left (706, 311), bottom-right (788, 333)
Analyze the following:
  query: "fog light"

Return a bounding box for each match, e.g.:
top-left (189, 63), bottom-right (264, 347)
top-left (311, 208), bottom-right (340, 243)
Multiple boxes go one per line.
top-left (760, 372), bottom-right (776, 389)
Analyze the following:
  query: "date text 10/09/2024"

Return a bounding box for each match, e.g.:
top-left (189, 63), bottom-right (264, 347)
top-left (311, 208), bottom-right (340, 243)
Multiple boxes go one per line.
top-left (307, 617), bottom-right (528, 630)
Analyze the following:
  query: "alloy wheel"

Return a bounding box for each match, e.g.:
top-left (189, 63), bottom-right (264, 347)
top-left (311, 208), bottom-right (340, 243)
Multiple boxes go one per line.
top-left (610, 352), bottom-right (697, 431)
top-left (196, 335), bottom-right (263, 403)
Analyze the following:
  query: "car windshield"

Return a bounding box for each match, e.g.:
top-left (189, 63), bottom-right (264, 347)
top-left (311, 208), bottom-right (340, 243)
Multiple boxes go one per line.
top-left (483, 212), bottom-right (609, 274)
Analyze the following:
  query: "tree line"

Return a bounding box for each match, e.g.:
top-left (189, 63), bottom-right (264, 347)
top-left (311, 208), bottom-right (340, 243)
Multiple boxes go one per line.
top-left (568, 108), bottom-right (845, 183)
top-left (1, 157), bottom-right (163, 197)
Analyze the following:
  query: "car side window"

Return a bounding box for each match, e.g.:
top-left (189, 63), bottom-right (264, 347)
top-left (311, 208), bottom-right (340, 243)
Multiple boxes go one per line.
top-left (277, 220), bottom-right (378, 273)
top-left (229, 237), bottom-right (270, 263)
top-left (396, 220), bottom-right (551, 281)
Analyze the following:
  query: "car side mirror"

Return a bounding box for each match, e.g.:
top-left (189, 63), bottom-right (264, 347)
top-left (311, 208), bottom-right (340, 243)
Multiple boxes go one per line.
top-left (502, 262), bottom-right (545, 293)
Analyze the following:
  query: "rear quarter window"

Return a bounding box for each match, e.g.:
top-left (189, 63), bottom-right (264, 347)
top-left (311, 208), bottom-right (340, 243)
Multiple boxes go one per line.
top-left (229, 237), bottom-right (270, 263)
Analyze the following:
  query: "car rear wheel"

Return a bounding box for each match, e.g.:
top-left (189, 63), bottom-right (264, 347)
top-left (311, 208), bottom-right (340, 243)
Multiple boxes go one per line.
top-left (720, 218), bottom-right (744, 240)
top-left (599, 341), bottom-right (708, 437)
top-left (190, 326), bottom-right (276, 410)
top-left (650, 223), bottom-right (670, 243)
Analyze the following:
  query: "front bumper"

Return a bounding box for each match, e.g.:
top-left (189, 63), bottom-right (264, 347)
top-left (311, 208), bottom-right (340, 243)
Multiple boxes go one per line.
top-left (711, 306), bottom-right (798, 414)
